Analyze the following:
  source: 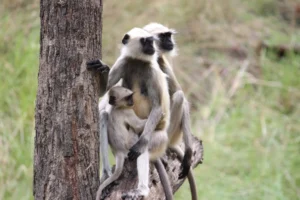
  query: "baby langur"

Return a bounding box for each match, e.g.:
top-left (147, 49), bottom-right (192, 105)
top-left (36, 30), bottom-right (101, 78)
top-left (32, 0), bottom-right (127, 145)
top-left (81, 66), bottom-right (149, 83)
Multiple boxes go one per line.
top-left (98, 27), bottom-right (172, 200)
top-left (96, 86), bottom-right (147, 200)
top-left (144, 23), bottom-right (198, 200)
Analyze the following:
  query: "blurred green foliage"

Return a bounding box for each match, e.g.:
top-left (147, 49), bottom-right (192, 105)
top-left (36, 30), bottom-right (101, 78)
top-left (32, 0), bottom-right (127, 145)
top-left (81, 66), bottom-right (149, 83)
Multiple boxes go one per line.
top-left (0, 0), bottom-right (299, 199)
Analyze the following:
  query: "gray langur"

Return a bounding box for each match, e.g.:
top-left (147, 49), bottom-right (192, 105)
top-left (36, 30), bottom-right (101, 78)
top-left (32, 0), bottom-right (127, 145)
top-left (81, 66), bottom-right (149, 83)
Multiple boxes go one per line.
top-left (95, 86), bottom-right (147, 200)
top-left (107, 27), bottom-right (171, 200)
top-left (89, 27), bottom-right (173, 200)
top-left (144, 22), bottom-right (198, 200)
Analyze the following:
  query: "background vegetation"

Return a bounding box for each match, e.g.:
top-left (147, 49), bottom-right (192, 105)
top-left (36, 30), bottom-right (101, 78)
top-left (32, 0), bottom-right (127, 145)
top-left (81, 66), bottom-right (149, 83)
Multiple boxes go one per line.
top-left (0, 0), bottom-right (299, 199)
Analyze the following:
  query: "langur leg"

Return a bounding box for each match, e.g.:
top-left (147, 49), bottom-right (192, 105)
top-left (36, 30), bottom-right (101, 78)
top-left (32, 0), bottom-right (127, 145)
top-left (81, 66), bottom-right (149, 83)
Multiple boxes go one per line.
top-left (180, 99), bottom-right (193, 178)
top-left (137, 151), bottom-right (150, 195)
top-left (122, 151), bottom-right (150, 200)
top-left (168, 90), bottom-right (184, 138)
top-left (123, 131), bottom-right (168, 199)
top-left (154, 159), bottom-right (174, 200)
top-left (99, 110), bottom-right (111, 184)
top-left (171, 146), bottom-right (198, 200)
top-left (150, 131), bottom-right (172, 199)
top-left (96, 153), bottom-right (125, 200)
top-left (168, 90), bottom-right (193, 177)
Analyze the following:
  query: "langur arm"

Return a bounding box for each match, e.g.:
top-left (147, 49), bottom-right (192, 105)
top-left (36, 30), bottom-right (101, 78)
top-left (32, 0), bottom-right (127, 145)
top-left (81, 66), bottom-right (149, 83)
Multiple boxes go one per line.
top-left (86, 59), bottom-right (110, 97)
top-left (179, 100), bottom-right (193, 179)
top-left (106, 61), bottom-right (124, 91)
top-left (128, 105), bottom-right (162, 160)
top-left (99, 110), bottom-right (112, 183)
top-left (86, 59), bottom-right (110, 73)
top-left (98, 94), bottom-right (109, 112)
top-left (163, 66), bottom-right (181, 95)
top-left (128, 85), bottom-right (163, 160)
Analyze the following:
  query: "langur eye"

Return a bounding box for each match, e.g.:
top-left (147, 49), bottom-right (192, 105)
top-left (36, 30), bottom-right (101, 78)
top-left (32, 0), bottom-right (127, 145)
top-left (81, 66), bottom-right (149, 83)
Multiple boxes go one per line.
top-left (125, 94), bottom-right (133, 101)
top-left (146, 37), bottom-right (154, 43)
top-left (140, 37), bottom-right (147, 44)
top-left (122, 34), bottom-right (130, 45)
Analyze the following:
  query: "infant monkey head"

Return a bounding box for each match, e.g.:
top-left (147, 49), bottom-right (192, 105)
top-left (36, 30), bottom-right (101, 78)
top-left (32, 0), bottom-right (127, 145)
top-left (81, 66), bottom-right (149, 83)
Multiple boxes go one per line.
top-left (143, 23), bottom-right (177, 55)
top-left (108, 86), bottom-right (134, 108)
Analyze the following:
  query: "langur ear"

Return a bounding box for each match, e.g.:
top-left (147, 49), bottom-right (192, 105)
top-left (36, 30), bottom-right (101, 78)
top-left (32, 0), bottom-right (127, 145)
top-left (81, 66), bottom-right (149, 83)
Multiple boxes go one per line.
top-left (170, 29), bottom-right (177, 34)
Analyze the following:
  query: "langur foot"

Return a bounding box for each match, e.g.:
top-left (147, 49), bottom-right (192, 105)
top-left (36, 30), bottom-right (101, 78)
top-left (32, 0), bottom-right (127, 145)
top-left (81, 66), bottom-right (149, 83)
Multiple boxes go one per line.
top-left (100, 169), bottom-right (112, 184)
top-left (178, 148), bottom-right (193, 179)
top-left (121, 188), bottom-right (148, 200)
top-left (98, 181), bottom-right (120, 200)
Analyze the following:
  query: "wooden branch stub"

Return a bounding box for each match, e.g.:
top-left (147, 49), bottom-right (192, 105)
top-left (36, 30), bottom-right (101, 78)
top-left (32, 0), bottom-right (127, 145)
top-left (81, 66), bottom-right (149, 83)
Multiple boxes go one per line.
top-left (101, 136), bottom-right (203, 200)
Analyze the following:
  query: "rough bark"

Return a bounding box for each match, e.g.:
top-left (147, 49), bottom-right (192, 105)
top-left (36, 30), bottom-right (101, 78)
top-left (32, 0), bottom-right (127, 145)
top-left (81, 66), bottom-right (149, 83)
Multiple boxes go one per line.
top-left (34, 0), bottom-right (103, 199)
top-left (101, 136), bottom-right (203, 200)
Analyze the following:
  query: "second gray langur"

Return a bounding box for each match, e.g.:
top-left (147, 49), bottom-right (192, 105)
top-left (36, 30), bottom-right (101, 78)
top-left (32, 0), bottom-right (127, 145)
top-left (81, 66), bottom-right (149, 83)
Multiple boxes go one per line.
top-left (96, 86), bottom-right (147, 200)
top-left (144, 22), bottom-right (198, 200)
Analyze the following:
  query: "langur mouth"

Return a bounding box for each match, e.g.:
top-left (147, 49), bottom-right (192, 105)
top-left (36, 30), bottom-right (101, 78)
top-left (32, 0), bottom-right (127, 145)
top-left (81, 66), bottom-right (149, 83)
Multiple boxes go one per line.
top-left (127, 97), bottom-right (134, 106)
top-left (161, 43), bottom-right (174, 51)
top-left (143, 47), bottom-right (155, 55)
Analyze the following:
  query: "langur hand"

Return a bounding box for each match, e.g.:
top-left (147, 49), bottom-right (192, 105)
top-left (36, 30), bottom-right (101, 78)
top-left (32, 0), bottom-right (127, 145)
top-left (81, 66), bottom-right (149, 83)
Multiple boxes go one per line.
top-left (127, 138), bottom-right (148, 160)
top-left (86, 59), bottom-right (110, 73)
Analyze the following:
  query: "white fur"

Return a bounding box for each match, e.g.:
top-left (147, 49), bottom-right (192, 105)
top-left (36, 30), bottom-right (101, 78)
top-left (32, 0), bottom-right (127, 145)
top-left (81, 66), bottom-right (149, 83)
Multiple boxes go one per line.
top-left (137, 151), bottom-right (150, 196)
top-left (120, 27), bottom-right (159, 63)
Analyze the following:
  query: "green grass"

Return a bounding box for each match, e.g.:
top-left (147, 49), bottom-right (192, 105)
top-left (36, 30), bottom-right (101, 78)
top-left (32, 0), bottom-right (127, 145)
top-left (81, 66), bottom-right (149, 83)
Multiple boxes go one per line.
top-left (174, 54), bottom-right (300, 200)
top-left (1, 0), bottom-right (300, 199)
top-left (0, 8), bottom-right (39, 200)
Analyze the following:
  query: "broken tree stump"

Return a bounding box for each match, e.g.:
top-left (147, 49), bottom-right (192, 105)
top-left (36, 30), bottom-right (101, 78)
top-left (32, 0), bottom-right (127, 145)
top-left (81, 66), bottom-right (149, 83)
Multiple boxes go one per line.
top-left (100, 136), bottom-right (203, 200)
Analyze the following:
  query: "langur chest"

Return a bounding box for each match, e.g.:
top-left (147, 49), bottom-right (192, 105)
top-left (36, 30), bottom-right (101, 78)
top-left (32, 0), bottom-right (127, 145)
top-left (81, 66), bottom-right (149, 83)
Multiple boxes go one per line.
top-left (131, 82), bottom-right (151, 119)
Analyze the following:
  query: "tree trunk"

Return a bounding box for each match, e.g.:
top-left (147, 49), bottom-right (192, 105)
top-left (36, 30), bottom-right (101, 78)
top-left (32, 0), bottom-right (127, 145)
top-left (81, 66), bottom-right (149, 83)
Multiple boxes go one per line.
top-left (101, 136), bottom-right (203, 200)
top-left (34, 0), bottom-right (103, 199)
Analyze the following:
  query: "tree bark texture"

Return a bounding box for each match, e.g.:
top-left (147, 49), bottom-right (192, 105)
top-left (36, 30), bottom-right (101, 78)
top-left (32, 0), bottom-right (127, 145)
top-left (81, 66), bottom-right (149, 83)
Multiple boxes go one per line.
top-left (101, 136), bottom-right (203, 200)
top-left (34, 0), bottom-right (103, 199)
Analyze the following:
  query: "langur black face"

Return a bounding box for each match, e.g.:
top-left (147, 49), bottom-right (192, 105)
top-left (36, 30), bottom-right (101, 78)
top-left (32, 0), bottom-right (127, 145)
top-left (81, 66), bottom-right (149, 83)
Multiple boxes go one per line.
top-left (108, 94), bottom-right (134, 107)
top-left (140, 36), bottom-right (155, 55)
top-left (108, 86), bottom-right (134, 108)
top-left (158, 32), bottom-right (174, 51)
top-left (122, 33), bottom-right (155, 56)
top-left (108, 95), bottom-right (117, 106)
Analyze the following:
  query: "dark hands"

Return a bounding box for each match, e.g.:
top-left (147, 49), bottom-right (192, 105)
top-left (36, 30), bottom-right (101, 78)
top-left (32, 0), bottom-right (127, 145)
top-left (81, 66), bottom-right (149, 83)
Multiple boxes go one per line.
top-left (127, 138), bottom-right (148, 160)
top-left (128, 145), bottom-right (142, 161)
top-left (86, 59), bottom-right (110, 73)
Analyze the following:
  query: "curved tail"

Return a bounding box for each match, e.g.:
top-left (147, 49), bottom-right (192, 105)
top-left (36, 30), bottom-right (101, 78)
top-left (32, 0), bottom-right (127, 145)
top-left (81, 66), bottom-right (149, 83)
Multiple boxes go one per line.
top-left (96, 153), bottom-right (125, 200)
top-left (172, 146), bottom-right (198, 200)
